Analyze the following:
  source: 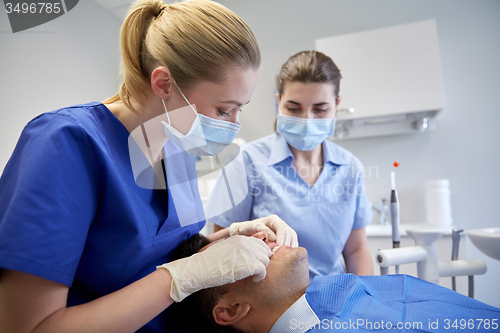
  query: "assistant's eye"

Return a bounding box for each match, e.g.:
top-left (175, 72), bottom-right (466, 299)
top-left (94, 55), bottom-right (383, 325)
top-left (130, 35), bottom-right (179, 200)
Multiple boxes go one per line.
top-left (314, 108), bottom-right (327, 113)
top-left (286, 107), bottom-right (299, 112)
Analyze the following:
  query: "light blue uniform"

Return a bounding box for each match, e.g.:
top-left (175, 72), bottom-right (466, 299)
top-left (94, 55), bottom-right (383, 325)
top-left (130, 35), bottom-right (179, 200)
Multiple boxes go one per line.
top-left (205, 133), bottom-right (373, 279)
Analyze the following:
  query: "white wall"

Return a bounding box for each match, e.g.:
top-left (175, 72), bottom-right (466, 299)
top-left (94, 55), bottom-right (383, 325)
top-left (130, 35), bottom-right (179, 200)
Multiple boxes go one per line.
top-left (0, 0), bottom-right (122, 171)
top-left (218, 0), bottom-right (500, 307)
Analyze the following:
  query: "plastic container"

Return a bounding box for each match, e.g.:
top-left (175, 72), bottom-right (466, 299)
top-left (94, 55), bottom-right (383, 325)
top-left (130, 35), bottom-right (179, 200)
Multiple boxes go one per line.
top-left (425, 179), bottom-right (453, 226)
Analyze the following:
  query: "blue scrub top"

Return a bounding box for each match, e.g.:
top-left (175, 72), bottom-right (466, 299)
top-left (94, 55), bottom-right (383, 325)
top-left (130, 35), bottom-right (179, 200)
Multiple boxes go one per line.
top-left (0, 102), bottom-right (204, 332)
top-left (205, 133), bottom-right (373, 279)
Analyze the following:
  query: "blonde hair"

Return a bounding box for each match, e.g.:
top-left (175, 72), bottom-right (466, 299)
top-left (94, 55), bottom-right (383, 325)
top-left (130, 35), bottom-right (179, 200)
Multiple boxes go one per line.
top-left (104, 0), bottom-right (261, 111)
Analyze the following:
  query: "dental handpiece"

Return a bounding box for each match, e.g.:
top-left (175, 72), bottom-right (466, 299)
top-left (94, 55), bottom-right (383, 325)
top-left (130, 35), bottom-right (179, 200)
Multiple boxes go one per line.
top-left (390, 189), bottom-right (400, 274)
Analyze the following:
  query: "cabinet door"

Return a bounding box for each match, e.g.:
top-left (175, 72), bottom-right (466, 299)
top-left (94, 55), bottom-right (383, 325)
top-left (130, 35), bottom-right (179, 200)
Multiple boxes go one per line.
top-left (316, 20), bottom-right (445, 120)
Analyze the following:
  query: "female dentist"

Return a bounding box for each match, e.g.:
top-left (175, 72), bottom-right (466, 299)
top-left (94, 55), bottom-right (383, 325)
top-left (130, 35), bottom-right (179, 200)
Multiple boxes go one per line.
top-left (207, 51), bottom-right (373, 279)
top-left (0, 1), bottom-right (296, 332)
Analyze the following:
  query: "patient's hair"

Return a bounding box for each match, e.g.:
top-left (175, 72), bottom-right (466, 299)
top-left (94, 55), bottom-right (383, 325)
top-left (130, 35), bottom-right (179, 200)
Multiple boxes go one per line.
top-left (168, 234), bottom-right (245, 333)
top-left (277, 50), bottom-right (342, 100)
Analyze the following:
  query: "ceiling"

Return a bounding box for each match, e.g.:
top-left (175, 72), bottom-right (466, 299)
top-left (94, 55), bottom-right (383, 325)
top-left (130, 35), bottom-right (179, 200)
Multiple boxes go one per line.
top-left (92, 0), bottom-right (134, 20)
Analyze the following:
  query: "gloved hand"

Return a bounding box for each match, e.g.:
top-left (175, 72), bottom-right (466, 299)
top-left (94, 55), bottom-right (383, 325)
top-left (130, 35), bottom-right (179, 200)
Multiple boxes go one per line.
top-left (158, 235), bottom-right (272, 302)
top-left (229, 214), bottom-right (299, 248)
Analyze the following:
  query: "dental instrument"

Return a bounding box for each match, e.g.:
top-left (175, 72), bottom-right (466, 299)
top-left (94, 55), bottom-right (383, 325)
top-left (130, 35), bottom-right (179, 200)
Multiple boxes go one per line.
top-left (451, 228), bottom-right (464, 291)
top-left (390, 169), bottom-right (400, 274)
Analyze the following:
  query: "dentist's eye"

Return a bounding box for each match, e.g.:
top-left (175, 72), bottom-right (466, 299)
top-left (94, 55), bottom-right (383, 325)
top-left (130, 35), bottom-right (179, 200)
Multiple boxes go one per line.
top-left (217, 109), bottom-right (231, 117)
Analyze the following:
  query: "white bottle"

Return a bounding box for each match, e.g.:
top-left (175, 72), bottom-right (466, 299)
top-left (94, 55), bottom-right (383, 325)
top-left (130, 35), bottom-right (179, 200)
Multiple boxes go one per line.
top-left (425, 179), bottom-right (453, 226)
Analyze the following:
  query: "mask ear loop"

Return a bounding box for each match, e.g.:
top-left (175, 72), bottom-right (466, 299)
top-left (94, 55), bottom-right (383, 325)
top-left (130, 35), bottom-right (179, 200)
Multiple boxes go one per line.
top-left (162, 79), bottom-right (198, 126)
top-left (162, 99), bottom-right (171, 125)
top-left (173, 79), bottom-right (198, 115)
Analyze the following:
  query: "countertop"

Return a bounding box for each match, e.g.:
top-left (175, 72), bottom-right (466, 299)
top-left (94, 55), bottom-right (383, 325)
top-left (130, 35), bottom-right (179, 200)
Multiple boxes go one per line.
top-left (366, 223), bottom-right (457, 237)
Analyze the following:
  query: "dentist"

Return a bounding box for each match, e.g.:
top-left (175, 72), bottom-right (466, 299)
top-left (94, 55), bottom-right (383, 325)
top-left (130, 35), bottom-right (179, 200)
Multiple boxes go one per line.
top-left (0, 1), bottom-right (296, 332)
top-left (207, 51), bottom-right (373, 279)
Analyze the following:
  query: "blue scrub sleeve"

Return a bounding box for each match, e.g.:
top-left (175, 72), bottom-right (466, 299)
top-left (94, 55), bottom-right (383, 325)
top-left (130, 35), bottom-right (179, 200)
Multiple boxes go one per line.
top-left (205, 151), bottom-right (254, 228)
top-left (352, 165), bottom-right (373, 229)
top-left (0, 113), bottom-right (100, 286)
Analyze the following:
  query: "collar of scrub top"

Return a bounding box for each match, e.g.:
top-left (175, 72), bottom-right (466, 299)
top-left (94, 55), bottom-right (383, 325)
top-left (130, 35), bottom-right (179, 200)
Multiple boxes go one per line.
top-left (267, 132), bottom-right (349, 166)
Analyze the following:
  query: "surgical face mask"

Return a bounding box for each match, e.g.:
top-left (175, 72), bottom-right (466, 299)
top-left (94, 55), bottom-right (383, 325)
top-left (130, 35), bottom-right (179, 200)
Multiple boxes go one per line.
top-left (161, 82), bottom-right (241, 156)
top-left (277, 114), bottom-right (336, 151)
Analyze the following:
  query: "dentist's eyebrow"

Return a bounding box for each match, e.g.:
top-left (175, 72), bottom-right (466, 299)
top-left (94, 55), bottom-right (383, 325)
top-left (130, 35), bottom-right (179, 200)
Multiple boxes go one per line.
top-left (220, 100), bottom-right (251, 106)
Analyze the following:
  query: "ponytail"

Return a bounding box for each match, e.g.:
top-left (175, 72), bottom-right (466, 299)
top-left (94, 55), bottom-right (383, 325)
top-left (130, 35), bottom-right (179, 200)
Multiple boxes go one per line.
top-left (104, 0), bottom-right (165, 110)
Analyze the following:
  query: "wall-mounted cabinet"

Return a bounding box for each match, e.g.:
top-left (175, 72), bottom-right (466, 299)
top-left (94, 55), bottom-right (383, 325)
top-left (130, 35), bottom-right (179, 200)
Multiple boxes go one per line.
top-left (316, 20), bottom-right (445, 140)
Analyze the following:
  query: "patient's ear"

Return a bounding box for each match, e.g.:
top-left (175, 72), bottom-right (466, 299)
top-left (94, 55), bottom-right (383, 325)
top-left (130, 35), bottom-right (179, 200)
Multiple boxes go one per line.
top-left (213, 298), bottom-right (251, 326)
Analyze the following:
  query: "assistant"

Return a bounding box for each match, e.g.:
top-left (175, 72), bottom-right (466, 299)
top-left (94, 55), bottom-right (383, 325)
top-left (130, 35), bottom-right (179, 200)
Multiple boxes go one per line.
top-left (206, 51), bottom-right (374, 279)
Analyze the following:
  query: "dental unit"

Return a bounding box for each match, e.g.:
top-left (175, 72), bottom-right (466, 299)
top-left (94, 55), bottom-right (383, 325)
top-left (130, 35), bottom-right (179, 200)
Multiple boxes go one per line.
top-left (376, 169), bottom-right (486, 297)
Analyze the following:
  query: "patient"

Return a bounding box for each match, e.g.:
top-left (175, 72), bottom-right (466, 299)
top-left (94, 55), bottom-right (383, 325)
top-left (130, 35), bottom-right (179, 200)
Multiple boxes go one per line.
top-left (167, 233), bottom-right (500, 333)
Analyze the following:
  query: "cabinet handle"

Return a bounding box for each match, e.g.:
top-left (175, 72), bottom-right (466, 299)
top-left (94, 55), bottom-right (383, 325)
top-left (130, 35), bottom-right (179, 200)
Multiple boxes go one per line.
top-left (338, 107), bottom-right (355, 114)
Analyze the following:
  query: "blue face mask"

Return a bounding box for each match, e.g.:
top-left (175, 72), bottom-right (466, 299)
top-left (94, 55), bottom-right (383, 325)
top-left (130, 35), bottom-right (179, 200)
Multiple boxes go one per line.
top-left (277, 114), bottom-right (336, 151)
top-left (161, 82), bottom-right (241, 156)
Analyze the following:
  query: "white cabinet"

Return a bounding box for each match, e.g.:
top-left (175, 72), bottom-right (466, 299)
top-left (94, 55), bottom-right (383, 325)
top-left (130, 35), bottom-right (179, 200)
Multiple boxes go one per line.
top-left (316, 20), bottom-right (445, 140)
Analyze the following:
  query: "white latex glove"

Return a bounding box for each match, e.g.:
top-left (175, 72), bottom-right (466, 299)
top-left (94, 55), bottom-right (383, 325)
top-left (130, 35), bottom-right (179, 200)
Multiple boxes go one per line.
top-left (157, 235), bottom-right (271, 302)
top-left (229, 215), bottom-right (299, 248)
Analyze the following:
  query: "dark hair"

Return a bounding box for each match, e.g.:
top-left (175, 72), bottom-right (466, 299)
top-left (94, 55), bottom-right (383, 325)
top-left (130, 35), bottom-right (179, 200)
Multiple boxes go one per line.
top-left (168, 234), bottom-right (245, 333)
top-left (277, 50), bottom-right (342, 99)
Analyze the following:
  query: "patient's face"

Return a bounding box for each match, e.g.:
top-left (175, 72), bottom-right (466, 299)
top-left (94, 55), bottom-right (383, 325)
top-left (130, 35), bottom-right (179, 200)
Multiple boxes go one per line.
top-left (201, 232), bottom-right (310, 306)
